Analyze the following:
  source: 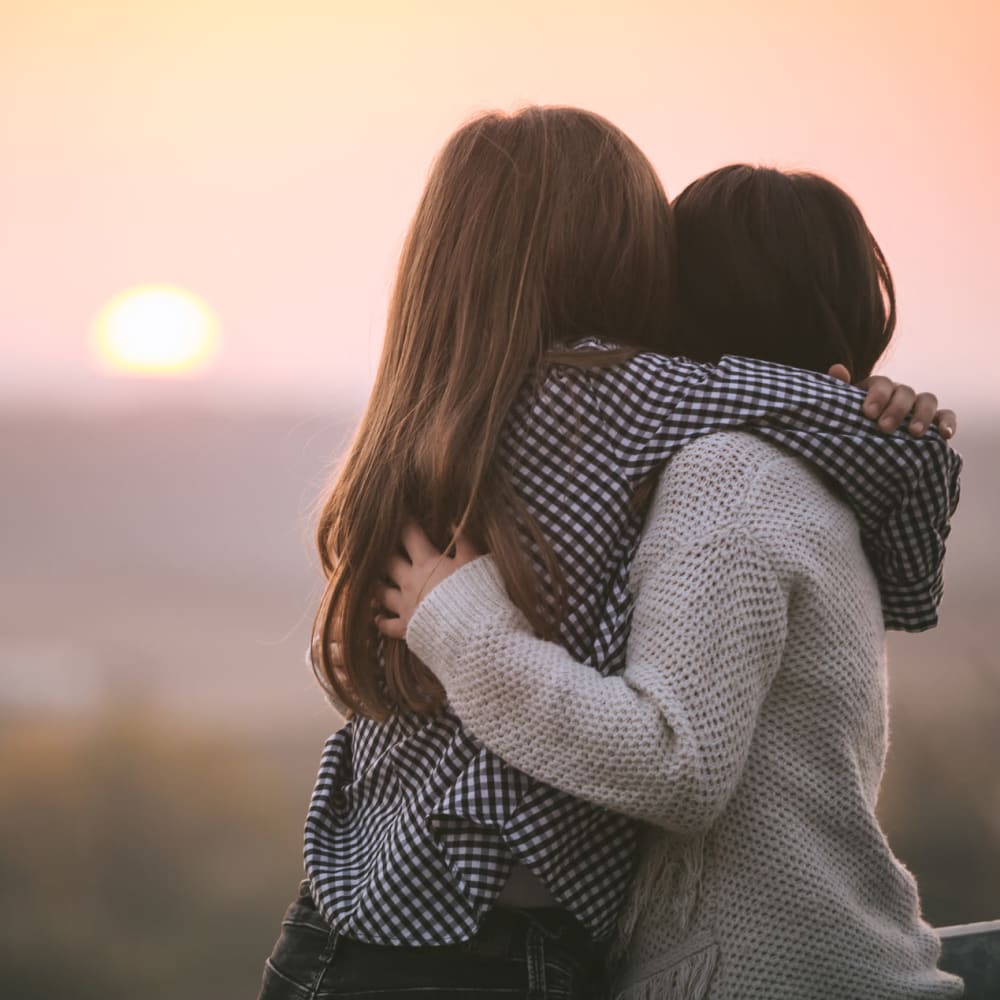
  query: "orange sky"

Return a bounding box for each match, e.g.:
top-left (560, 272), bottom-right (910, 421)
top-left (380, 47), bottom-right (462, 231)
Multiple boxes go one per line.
top-left (2, 0), bottom-right (997, 412)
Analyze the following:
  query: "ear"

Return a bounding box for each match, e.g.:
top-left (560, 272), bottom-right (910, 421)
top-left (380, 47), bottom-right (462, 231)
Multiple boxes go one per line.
top-left (826, 363), bottom-right (853, 385)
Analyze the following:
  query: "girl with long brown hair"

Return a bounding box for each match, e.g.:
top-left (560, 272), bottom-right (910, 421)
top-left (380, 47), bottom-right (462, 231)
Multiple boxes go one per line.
top-left (257, 110), bottom-right (957, 999)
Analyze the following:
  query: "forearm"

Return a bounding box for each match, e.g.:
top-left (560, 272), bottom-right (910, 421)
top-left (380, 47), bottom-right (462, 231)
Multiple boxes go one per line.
top-left (407, 534), bottom-right (787, 833)
top-left (409, 561), bottom-right (689, 825)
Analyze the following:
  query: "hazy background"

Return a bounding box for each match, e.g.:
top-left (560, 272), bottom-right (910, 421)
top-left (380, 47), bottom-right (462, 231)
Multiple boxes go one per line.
top-left (1, 2), bottom-right (998, 998)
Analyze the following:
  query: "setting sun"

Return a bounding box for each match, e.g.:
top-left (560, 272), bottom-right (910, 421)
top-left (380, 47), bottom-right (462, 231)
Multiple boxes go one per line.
top-left (93, 285), bottom-right (221, 376)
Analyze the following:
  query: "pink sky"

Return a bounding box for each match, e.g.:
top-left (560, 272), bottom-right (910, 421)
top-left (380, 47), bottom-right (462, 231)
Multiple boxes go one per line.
top-left (2, 0), bottom-right (997, 413)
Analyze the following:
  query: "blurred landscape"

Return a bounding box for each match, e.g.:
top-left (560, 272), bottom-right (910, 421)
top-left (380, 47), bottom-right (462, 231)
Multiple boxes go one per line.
top-left (1, 405), bottom-right (997, 1000)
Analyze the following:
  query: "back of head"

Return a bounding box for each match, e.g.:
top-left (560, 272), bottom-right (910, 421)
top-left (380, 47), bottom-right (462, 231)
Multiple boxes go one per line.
top-left (671, 165), bottom-right (895, 381)
top-left (314, 106), bottom-right (674, 719)
top-left (389, 106), bottom-right (675, 381)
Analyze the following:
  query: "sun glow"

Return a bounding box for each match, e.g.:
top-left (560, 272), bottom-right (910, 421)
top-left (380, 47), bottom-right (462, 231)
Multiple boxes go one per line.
top-left (93, 285), bottom-right (221, 376)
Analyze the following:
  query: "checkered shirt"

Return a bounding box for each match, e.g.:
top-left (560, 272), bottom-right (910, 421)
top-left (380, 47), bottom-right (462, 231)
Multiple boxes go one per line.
top-left (304, 341), bottom-right (961, 946)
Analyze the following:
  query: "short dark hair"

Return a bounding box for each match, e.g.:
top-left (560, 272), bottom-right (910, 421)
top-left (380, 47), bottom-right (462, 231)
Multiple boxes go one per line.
top-left (671, 165), bottom-right (895, 381)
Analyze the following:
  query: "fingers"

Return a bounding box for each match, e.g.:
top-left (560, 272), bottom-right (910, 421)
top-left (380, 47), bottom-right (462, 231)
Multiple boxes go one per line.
top-left (401, 520), bottom-right (440, 562)
top-left (375, 583), bottom-right (402, 615)
top-left (374, 519), bottom-right (485, 644)
top-left (374, 613), bottom-right (406, 640)
top-left (906, 392), bottom-right (939, 436)
top-left (934, 409), bottom-right (957, 440)
top-left (858, 375), bottom-right (958, 439)
top-left (864, 376), bottom-right (917, 433)
top-left (826, 363), bottom-right (852, 385)
top-left (859, 375), bottom-right (895, 421)
top-left (879, 384), bottom-right (916, 432)
top-left (399, 519), bottom-right (479, 565)
top-left (385, 553), bottom-right (411, 586)
top-left (374, 583), bottom-right (406, 639)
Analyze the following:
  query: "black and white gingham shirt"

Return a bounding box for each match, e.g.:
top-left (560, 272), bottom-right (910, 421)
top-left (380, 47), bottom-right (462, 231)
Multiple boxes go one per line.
top-left (304, 342), bottom-right (961, 946)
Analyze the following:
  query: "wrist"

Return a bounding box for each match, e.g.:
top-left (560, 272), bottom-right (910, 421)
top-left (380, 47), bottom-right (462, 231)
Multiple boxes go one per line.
top-left (407, 555), bottom-right (521, 673)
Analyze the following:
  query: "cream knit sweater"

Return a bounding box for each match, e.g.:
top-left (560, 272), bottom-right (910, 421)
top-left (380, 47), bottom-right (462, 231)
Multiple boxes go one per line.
top-left (406, 432), bottom-right (963, 1000)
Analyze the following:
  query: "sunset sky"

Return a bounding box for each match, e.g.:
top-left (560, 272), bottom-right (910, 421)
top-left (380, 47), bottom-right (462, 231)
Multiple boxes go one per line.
top-left (3, 0), bottom-right (997, 413)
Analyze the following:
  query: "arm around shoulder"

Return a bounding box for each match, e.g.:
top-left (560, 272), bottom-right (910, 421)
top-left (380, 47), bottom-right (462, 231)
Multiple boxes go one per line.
top-left (407, 504), bottom-right (790, 834)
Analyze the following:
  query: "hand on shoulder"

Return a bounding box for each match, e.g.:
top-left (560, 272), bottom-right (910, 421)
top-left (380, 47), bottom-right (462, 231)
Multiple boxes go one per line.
top-left (827, 364), bottom-right (957, 439)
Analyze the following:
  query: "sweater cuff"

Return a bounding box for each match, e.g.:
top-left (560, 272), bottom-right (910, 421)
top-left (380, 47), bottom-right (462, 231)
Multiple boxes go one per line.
top-left (407, 555), bottom-right (520, 683)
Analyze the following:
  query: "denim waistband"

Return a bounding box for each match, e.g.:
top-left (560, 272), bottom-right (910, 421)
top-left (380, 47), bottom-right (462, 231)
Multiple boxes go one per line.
top-left (295, 878), bottom-right (598, 959)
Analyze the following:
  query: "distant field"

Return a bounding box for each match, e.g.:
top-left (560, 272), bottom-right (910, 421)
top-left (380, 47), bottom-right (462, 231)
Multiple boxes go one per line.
top-left (1, 408), bottom-right (996, 998)
top-left (3, 409), bottom-right (993, 719)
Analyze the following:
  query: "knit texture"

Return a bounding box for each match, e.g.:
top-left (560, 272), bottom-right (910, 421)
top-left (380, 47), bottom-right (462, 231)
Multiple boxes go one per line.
top-left (303, 343), bottom-right (960, 948)
top-left (407, 432), bottom-right (963, 1000)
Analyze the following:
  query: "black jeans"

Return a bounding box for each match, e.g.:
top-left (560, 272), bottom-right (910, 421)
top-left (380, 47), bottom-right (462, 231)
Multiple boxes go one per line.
top-left (257, 881), bottom-right (609, 999)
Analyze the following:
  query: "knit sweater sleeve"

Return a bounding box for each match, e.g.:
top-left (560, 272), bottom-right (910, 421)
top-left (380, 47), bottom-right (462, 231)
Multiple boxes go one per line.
top-left (406, 520), bottom-right (790, 835)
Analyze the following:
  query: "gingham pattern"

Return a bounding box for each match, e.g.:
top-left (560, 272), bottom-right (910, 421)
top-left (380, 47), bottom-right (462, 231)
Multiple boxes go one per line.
top-left (304, 341), bottom-right (961, 946)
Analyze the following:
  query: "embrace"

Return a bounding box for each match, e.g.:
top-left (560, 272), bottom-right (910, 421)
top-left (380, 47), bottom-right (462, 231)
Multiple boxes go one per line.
top-left (258, 106), bottom-right (963, 1000)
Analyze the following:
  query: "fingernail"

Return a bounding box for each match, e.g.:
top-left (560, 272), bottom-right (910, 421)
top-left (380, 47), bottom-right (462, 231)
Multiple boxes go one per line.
top-left (910, 421), bottom-right (924, 435)
top-left (942, 426), bottom-right (953, 439)
top-left (879, 416), bottom-right (894, 430)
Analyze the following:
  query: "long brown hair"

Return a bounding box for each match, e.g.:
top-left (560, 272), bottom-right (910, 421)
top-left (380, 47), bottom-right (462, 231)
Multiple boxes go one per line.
top-left (671, 165), bottom-right (895, 380)
top-left (312, 106), bottom-right (675, 720)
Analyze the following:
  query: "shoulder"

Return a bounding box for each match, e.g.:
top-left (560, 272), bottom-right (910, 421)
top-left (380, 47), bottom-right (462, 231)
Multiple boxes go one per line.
top-left (648, 431), bottom-right (843, 529)
top-left (638, 431), bottom-right (864, 578)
